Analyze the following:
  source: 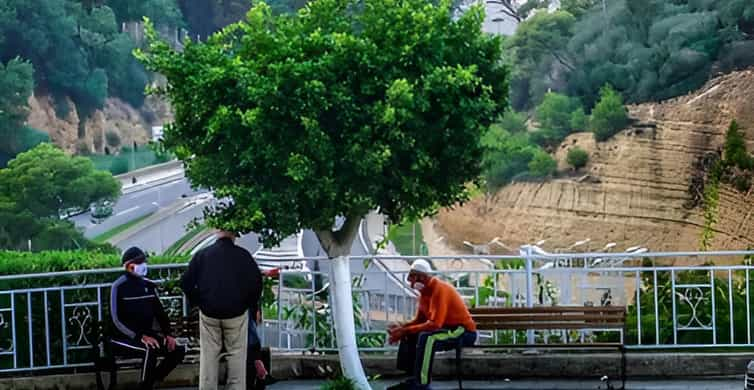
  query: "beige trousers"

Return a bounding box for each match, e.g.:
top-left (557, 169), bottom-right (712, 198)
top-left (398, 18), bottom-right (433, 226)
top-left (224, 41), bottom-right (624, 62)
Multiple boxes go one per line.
top-left (199, 311), bottom-right (248, 390)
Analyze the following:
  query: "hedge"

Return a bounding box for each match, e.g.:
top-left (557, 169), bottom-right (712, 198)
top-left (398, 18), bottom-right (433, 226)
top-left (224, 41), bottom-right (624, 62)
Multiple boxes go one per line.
top-left (0, 250), bottom-right (188, 276)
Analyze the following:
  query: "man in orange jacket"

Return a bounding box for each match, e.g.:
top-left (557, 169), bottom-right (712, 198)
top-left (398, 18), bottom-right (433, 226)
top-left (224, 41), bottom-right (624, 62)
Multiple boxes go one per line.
top-left (387, 259), bottom-right (477, 390)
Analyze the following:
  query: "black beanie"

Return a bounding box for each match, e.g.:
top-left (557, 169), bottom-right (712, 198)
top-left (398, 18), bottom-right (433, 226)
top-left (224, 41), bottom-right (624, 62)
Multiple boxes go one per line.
top-left (121, 247), bottom-right (147, 265)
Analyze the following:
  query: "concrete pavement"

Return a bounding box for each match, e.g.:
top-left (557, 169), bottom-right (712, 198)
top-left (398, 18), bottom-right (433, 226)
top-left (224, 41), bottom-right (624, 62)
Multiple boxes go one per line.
top-left (166, 378), bottom-right (743, 390)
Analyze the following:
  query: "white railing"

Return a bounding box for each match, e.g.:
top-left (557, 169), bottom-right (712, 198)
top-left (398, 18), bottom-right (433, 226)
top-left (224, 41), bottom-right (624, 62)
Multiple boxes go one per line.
top-left (1, 250), bottom-right (753, 373)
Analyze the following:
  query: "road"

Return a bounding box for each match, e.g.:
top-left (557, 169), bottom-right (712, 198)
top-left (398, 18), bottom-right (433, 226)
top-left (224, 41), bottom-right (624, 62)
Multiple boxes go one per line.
top-left (115, 195), bottom-right (212, 253)
top-left (71, 177), bottom-right (201, 239)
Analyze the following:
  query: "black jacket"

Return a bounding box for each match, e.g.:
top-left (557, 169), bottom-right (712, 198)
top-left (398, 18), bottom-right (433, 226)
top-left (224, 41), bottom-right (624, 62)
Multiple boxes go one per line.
top-left (181, 237), bottom-right (263, 319)
top-left (110, 273), bottom-right (172, 341)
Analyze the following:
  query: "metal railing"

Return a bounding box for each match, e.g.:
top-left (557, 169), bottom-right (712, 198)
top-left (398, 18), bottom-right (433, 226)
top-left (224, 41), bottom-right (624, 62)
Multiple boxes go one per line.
top-left (1, 250), bottom-right (754, 374)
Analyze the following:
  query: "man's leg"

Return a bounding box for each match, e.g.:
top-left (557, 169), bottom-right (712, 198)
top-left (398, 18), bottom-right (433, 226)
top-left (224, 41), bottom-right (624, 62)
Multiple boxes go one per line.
top-left (247, 319), bottom-right (270, 389)
top-left (396, 332), bottom-right (419, 375)
top-left (110, 339), bottom-right (151, 389)
top-left (413, 327), bottom-right (466, 388)
top-left (200, 312), bottom-right (224, 390)
top-left (222, 312), bottom-right (249, 390)
top-left (152, 343), bottom-right (187, 385)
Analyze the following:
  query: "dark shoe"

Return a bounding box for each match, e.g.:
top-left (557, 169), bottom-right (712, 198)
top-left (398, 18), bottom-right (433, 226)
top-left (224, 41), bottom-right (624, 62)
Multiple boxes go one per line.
top-left (263, 375), bottom-right (278, 385)
top-left (386, 379), bottom-right (413, 390)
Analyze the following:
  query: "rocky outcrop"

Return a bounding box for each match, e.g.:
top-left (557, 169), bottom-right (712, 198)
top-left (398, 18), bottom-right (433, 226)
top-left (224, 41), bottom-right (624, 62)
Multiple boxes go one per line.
top-left (25, 94), bottom-right (168, 155)
top-left (436, 69), bottom-right (754, 254)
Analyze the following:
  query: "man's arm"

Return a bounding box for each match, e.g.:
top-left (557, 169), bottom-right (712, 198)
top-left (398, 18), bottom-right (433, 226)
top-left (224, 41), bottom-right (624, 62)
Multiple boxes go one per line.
top-left (152, 287), bottom-right (173, 336)
top-left (181, 253), bottom-right (200, 306)
top-left (110, 279), bottom-right (140, 341)
top-left (402, 290), bottom-right (449, 334)
top-left (247, 256), bottom-right (263, 313)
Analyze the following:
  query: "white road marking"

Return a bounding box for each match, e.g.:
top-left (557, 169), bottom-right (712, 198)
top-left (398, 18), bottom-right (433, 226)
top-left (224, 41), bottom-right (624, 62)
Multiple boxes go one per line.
top-left (114, 206), bottom-right (139, 217)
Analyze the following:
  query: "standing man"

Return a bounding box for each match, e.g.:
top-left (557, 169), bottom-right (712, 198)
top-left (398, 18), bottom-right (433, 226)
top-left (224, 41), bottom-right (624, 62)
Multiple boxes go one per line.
top-left (181, 231), bottom-right (263, 390)
top-left (110, 247), bottom-right (185, 390)
top-left (387, 260), bottom-right (477, 390)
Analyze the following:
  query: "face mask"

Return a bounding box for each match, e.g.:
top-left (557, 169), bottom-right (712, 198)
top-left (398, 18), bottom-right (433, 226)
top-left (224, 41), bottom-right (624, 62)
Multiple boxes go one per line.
top-left (413, 282), bottom-right (425, 291)
top-left (132, 263), bottom-right (148, 277)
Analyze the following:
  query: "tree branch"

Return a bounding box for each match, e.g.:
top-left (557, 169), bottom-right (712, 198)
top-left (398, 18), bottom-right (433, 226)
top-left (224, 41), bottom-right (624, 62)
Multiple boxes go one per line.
top-left (315, 214), bottom-right (364, 258)
top-left (486, 0), bottom-right (522, 22)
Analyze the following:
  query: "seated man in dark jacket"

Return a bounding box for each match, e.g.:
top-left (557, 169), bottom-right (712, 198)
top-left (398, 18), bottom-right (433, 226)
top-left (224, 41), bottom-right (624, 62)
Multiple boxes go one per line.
top-left (110, 247), bottom-right (185, 390)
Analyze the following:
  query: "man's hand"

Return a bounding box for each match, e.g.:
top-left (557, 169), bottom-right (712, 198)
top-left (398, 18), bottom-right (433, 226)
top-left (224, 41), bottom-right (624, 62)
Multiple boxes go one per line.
top-left (254, 359), bottom-right (268, 379)
top-left (141, 335), bottom-right (160, 349)
top-left (165, 336), bottom-right (177, 352)
top-left (387, 326), bottom-right (405, 345)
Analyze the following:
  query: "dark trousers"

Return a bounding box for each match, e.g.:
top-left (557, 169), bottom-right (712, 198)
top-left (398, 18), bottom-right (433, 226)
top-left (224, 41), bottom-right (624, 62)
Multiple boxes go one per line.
top-left (247, 319), bottom-right (271, 390)
top-left (396, 327), bottom-right (476, 387)
top-left (110, 336), bottom-right (186, 390)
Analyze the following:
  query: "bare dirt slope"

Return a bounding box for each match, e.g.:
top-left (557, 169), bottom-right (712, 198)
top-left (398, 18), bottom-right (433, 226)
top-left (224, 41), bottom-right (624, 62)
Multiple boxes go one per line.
top-left (436, 69), bottom-right (754, 255)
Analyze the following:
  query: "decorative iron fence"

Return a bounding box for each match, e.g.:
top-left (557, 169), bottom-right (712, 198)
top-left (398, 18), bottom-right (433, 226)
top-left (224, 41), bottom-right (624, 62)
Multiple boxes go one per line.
top-left (1, 250), bottom-right (754, 374)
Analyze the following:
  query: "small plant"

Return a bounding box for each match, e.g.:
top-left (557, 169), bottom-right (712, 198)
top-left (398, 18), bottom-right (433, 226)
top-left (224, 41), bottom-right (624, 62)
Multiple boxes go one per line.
top-left (566, 147), bottom-right (589, 170)
top-left (319, 376), bottom-right (355, 390)
top-left (528, 150), bottom-right (557, 177)
top-left (590, 84), bottom-right (629, 142)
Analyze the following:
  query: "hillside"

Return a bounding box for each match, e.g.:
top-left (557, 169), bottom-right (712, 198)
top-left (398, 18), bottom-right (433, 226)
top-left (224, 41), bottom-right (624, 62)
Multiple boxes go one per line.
top-left (436, 68), bottom-right (754, 254)
top-left (26, 94), bottom-right (170, 155)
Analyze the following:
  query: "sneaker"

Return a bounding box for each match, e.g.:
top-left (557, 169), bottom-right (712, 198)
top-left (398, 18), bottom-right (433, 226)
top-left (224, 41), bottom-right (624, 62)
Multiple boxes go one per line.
top-left (386, 379), bottom-right (413, 390)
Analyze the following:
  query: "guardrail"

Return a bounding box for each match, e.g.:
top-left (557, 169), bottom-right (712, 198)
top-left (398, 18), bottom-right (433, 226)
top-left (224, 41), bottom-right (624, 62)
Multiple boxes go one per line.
top-left (1, 250), bottom-right (754, 374)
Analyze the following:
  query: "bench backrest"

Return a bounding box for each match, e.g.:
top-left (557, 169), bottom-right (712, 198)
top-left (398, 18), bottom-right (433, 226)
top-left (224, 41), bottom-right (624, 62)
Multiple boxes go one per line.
top-left (469, 306), bottom-right (626, 330)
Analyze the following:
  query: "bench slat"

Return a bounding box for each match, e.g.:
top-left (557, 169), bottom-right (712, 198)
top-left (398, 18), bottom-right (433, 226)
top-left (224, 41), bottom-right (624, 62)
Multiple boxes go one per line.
top-left (469, 306), bottom-right (625, 314)
top-left (475, 322), bottom-right (625, 330)
top-left (473, 314), bottom-right (625, 323)
top-left (472, 343), bottom-right (623, 349)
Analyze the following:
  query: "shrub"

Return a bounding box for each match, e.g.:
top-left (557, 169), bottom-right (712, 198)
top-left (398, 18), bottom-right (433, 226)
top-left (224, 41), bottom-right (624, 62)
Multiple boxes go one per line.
top-left (498, 108), bottom-right (528, 133)
top-left (536, 92), bottom-right (582, 137)
top-left (723, 120), bottom-right (753, 170)
top-left (528, 150), bottom-right (557, 177)
top-left (566, 147), bottom-right (589, 170)
top-left (0, 250), bottom-right (188, 276)
top-left (105, 130), bottom-right (121, 148)
top-left (590, 85), bottom-right (629, 142)
top-left (109, 155), bottom-right (130, 174)
top-left (529, 127), bottom-right (563, 148)
top-left (319, 376), bottom-right (355, 390)
top-left (569, 107), bottom-right (588, 131)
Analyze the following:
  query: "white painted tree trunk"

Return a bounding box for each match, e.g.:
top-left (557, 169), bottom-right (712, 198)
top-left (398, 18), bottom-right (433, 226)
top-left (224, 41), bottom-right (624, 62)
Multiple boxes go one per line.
top-left (330, 254), bottom-right (371, 389)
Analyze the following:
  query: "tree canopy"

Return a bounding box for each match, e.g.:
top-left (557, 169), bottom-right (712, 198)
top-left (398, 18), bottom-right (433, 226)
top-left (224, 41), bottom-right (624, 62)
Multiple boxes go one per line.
top-left (508, 0), bottom-right (754, 110)
top-left (0, 58), bottom-right (34, 155)
top-left (0, 143), bottom-right (120, 250)
top-left (138, 0), bottom-right (508, 250)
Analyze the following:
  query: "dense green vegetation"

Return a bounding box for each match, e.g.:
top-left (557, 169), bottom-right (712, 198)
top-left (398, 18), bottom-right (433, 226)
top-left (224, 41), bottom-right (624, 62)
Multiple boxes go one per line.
top-left (0, 0), bottom-right (186, 158)
top-left (0, 249), bottom-right (187, 276)
top-left (88, 143), bottom-right (172, 174)
top-left (508, 0), bottom-right (754, 110)
top-left (482, 0), bottom-right (753, 192)
top-left (0, 144), bottom-right (120, 251)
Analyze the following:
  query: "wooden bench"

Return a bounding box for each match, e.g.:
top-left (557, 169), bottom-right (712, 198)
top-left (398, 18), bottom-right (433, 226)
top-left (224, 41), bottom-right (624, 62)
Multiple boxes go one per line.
top-left (91, 316), bottom-right (199, 390)
top-left (452, 306), bottom-right (627, 389)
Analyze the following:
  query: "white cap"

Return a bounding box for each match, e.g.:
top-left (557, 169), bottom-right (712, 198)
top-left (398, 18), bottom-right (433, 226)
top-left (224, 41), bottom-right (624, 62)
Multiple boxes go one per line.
top-left (410, 259), bottom-right (432, 274)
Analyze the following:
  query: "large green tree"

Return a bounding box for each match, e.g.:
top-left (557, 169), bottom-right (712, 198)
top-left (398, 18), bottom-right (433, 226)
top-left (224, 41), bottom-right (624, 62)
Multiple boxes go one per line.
top-left (0, 143), bottom-right (120, 218)
top-left (0, 58), bottom-right (34, 155)
top-left (137, 0), bottom-right (507, 385)
top-left (0, 143), bottom-right (121, 250)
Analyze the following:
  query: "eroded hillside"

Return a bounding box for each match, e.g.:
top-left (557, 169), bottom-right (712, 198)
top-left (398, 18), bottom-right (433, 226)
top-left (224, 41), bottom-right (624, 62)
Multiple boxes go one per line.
top-left (436, 69), bottom-right (754, 255)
